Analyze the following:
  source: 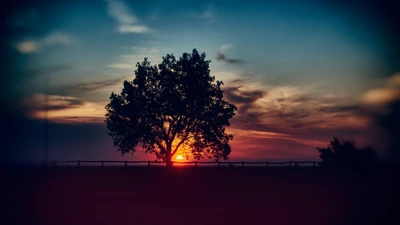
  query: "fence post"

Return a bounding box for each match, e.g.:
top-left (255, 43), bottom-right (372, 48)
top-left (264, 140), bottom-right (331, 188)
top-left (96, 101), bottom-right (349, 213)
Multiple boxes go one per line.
top-left (265, 161), bottom-right (268, 168)
top-left (242, 161), bottom-right (245, 168)
top-left (195, 161), bottom-right (197, 167)
top-left (218, 162), bottom-right (221, 167)
top-left (101, 160), bottom-right (104, 167)
top-left (125, 160), bottom-right (127, 167)
top-left (289, 161), bottom-right (292, 167)
top-left (313, 162), bottom-right (316, 168)
top-left (148, 160), bottom-right (151, 167)
top-left (78, 160), bottom-right (80, 167)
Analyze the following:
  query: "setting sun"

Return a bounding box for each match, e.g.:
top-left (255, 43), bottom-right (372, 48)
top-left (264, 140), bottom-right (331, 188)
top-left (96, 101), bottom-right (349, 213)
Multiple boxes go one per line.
top-left (176, 155), bottom-right (183, 160)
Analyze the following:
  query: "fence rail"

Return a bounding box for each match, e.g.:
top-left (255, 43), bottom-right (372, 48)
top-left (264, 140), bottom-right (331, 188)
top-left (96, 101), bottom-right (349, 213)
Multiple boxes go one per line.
top-left (53, 160), bottom-right (320, 168)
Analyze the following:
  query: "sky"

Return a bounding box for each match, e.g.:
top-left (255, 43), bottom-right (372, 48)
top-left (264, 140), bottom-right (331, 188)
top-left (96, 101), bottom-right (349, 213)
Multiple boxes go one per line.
top-left (1, 0), bottom-right (399, 164)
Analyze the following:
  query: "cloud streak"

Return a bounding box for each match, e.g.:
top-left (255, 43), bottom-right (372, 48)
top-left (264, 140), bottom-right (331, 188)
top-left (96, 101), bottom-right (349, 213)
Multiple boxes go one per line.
top-left (15, 32), bottom-right (75, 54)
top-left (107, 0), bottom-right (137, 24)
top-left (193, 5), bottom-right (215, 23)
top-left (49, 77), bottom-right (126, 96)
top-left (22, 93), bottom-right (106, 123)
top-left (216, 44), bottom-right (245, 65)
top-left (106, 0), bottom-right (153, 34)
top-left (118, 25), bottom-right (151, 34)
top-left (16, 41), bottom-right (38, 54)
top-left (107, 47), bottom-right (162, 70)
top-left (216, 53), bottom-right (246, 64)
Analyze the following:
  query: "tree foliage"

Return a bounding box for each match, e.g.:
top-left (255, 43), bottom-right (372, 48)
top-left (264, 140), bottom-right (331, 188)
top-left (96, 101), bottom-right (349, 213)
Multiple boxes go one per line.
top-left (105, 49), bottom-right (237, 166)
top-left (317, 137), bottom-right (378, 169)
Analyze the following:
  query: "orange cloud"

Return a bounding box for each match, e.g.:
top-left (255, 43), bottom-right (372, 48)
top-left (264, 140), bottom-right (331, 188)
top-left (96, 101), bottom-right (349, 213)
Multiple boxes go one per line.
top-left (360, 73), bottom-right (400, 114)
top-left (361, 88), bottom-right (400, 105)
top-left (23, 93), bottom-right (106, 123)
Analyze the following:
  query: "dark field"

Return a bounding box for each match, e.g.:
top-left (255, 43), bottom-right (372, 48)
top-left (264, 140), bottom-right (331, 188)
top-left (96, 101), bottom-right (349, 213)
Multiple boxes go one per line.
top-left (2, 166), bottom-right (396, 225)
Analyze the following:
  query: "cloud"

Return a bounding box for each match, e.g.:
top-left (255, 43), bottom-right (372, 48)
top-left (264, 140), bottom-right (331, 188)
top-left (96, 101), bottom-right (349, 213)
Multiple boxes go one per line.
top-left (193, 5), bottom-right (215, 23)
top-left (15, 31), bottom-right (74, 54)
top-left (22, 93), bottom-right (106, 123)
top-left (64, 78), bottom-right (125, 93)
top-left (16, 41), bottom-right (39, 54)
top-left (224, 86), bottom-right (265, 104)
top-left (216, 52), bottom-right (246, 64)
top-left (107, 0), bottom-right (137, 24)
top-left (47, 77), bottom-right (126, 97)
top-left (361, 88), bottom-right (400, 106)
top-left (216, 44), bottom-right (245, 65)
top-left (105, 0), bottom-right (153, 34)
top-left (107, 63), bottom-right (135, 69)
top-left (107, 47), bottom-right (162, 70)
top-left (23, 93), bottom-right (84, 111)
top-left (118, 25), bottom-right (151, 33)
top-left (218, 44), bottom-right (232, 52)
top-left (132, 46), bottom-right (160, 54)
top-left (318, 105), bottom-right (361, 113)
top-left (361, 73), bottom-right (400, 110)
top-left (43, 32), bottom-right (73, 46)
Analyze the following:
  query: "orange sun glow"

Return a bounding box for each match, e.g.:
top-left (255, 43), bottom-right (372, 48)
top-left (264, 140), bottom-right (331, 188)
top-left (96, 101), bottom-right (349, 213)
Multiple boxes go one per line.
top-left (176, 155), bottom-right (184, 160)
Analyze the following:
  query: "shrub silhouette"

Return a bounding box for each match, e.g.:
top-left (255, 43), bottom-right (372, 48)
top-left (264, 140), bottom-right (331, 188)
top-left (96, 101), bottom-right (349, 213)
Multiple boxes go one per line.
top-left (105, 49), bottom-right (237, 167)
top-left (317, 137), bottom-right (378, 169)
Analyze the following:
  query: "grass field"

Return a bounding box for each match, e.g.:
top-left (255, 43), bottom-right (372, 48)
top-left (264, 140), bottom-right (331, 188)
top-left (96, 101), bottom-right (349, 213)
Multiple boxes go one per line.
top-left (2, 166), bottom-right (396, 225)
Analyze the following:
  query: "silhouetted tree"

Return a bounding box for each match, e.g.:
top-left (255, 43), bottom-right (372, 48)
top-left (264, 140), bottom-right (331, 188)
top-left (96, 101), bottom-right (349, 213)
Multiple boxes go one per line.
top-left (317, 137), bottom-right (378, 169)
top-left (105, 49), bottom-right (237, 167)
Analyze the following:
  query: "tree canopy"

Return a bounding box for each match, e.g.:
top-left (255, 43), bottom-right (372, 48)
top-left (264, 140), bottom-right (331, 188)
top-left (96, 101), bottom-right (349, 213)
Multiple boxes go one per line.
top-left (105, 49), bottom-right (237, 167)
top-left (317, 137), bottom-right (378, 169)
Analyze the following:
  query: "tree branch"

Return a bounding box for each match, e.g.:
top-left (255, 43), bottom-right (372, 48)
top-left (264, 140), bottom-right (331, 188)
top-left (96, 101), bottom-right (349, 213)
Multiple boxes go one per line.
top-left (153, 137), bottom-right (167, 154)
top-left (171, 128), bottom-right (192, 157)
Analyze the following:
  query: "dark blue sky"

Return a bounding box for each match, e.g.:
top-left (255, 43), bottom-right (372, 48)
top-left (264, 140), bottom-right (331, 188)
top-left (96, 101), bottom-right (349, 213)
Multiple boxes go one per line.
top-left (1, 0), bottom-right (399, 164)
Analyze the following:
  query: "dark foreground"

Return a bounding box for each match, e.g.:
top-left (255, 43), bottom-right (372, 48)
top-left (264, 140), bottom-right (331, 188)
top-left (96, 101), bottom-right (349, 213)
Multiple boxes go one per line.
top-left (2, 166), bottom-right (397, 225)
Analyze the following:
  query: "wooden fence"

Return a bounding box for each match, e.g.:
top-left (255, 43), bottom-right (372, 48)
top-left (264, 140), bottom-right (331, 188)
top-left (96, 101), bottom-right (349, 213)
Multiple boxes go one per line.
top-left (53, 160), bottom-right (320, 168)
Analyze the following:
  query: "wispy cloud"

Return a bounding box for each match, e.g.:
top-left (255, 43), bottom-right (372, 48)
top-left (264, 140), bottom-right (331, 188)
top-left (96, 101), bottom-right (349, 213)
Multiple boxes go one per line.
top-left (46, 77), bottom-right (126, 98)
top-left (107, 0), bottom-right (137, 24)
top-left (224, 86), bottom-right (265, 104)
top-left (361, 73), bottom-right (400, 108)
top-left (23, 93), bottom-right (84, 111)
top-left (106, 0), bottom-right (153, 34)
top-left (216, 53), bottom-right (246, 64)
top-left (16, 41), bottom-right (39, 54)
top-left (43, 31), bottom-right (73, 46)
top-left (64, 78), bottom-right (125, 94)
top-left (218, 44), bottom-right (232, 52)
top-left (216, 44), bottom-right (245, 65)
top-left (193, 5), bottom-right (215, 23)
top-left (107, 47), bottom-right (162, 70)
top-left (15, 31), bottom-right (75, 54)
top-left (23, 93), bottom-right (106, 123)
top-left (118, 25), bottom-right (151, 34)
top-left (107, 63), bottom-right (135, 69)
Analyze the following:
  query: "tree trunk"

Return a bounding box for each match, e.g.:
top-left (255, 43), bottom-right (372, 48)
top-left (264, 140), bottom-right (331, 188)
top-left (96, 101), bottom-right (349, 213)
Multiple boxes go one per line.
top-left (166, 155), bottom-right (173, 168)
top-left (166, 144), bottom-right (173, 168)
